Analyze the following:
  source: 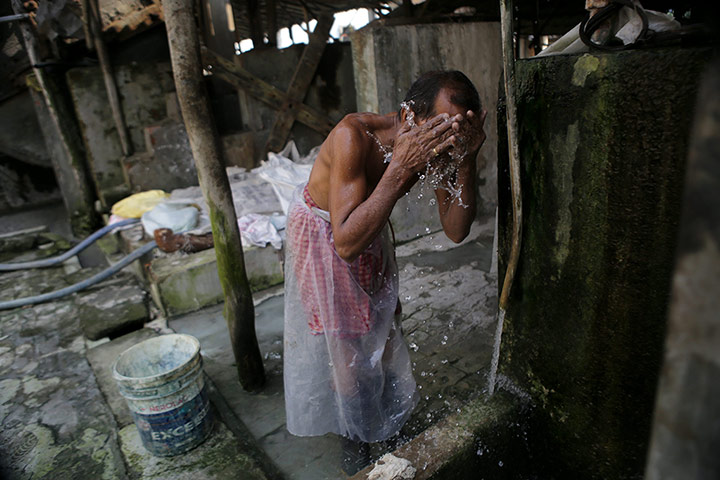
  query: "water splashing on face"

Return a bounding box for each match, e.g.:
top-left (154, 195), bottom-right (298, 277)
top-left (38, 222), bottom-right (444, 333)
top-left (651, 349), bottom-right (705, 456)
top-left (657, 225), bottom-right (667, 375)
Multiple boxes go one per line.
top-left (418, 159), bottom-right (469, 208)
top-left (414, 106), bottom-right (471, 208)
top-left (401, 100), bottom-right (416, 128)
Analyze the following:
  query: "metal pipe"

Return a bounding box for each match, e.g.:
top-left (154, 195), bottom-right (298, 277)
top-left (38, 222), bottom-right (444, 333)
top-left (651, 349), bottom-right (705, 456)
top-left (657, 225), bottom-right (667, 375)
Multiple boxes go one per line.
top-left (0, 241), bottom-right (157, 311)
top-left (0, 218), bottom-right (139, 271)
top-left (0, 13), bottom-right (30, 23)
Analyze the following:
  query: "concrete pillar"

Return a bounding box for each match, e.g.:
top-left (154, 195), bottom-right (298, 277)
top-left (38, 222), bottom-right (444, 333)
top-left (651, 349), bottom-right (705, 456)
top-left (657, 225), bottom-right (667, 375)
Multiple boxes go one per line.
top-left (645, 55), bottom-right (720, 480)
top-left (497, 47), bottom-right (712, 478)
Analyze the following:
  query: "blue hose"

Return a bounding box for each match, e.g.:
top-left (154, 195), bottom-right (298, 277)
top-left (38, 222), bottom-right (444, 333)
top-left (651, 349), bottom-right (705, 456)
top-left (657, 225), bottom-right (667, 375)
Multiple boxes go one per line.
top-left (0, 218), bottom-right (140, 272)
top-left (0, 240), bottom-right (157, 311)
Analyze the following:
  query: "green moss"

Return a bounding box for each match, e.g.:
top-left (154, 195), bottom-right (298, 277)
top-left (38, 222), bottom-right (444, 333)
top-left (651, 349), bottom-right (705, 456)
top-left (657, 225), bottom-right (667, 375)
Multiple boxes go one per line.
top-left (497, 47), bottom-right (712, 478)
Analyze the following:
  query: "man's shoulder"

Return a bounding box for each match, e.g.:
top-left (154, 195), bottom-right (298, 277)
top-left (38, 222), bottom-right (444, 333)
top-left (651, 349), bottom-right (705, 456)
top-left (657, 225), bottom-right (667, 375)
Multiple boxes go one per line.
top-left (335, 113), bottom-right (376, 135)
top-left (330, 114), bottom-right (377, 149)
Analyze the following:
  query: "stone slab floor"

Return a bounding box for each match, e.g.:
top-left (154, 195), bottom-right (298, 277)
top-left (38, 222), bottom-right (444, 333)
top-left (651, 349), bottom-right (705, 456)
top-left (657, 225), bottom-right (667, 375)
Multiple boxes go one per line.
top-left (0, 208), bottom-right (496, 479)
top-left (171, 215), bottom-right (498, 479)
top-left (0, 208), bottom-right (272, 479)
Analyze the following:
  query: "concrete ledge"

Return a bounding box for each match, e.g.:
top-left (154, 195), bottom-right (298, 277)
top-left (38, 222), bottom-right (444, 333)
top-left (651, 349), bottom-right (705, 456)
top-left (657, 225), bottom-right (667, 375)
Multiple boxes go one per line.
top-left (350, 392), bottom-right (522, 480)
top-left (76, 275), bottom-right (150, 340)
top-left (87, 328), bottom-right (160, 427)
top-left (147, 245), bottom-right (284, 317)
top-left (119, 419), bottom-right (271, 480)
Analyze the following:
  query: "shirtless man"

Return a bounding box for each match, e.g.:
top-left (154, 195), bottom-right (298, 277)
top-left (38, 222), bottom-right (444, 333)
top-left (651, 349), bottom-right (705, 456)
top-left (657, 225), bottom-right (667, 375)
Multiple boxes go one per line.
top-left (283, 71), bottom-right (486, 471)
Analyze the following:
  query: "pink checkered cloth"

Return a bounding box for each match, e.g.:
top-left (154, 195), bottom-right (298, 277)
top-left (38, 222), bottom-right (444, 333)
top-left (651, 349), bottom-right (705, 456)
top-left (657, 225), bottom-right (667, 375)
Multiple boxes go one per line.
top-left (285, 184), bottom-right (387, 338)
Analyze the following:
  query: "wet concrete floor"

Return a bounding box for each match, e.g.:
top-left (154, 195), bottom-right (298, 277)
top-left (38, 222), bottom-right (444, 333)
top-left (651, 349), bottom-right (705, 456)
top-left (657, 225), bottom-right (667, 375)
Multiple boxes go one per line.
top-left (171, 215), bottom-right (498, 479)
top-left (0, 206), bottom-right (496, 479)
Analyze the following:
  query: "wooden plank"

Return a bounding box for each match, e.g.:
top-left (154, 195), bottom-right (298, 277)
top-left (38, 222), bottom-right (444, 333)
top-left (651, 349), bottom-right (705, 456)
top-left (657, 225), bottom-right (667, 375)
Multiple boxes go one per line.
top-left (246, 0), bottom-right (264, 48)
top-left (164, 0), bottom-right (265, 391)
top-left (89, 0), bottom-right (134, 157)
top-left (266, 0), bottom-right (278, 47)
top-left (202, 47), bottom-right (335, 136)
top-left (265, 14), bottom-right (334, 153)
top-left (11, 0), bottom-right (98, 235)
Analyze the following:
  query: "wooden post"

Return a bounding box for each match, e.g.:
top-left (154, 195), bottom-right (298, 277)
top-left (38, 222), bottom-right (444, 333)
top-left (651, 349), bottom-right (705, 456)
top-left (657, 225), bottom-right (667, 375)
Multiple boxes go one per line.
top-left (498, 0), bottom-right (522, 313)
top-left (11, 0), bottom-right (97, 236)
top-left (163, 0), bottom-right (265, 391)
top-left (246, 0), bottom-right (264, 48)
top-left (87, 0), bottom-right (134, 157)
top-left (488, 0), bottom-right (523, 396)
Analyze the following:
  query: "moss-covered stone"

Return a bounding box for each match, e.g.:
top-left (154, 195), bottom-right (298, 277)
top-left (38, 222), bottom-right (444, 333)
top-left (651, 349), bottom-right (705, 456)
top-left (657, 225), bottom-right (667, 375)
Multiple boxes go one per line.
top-left (147, 245), bottom-right (283, 317)
top-left (75, 277), bottom-right (149, 340)
top-left (497, 47), bottom-right (712, 478)
top-left (120, 419), bottom-right (270, 479)
top-left (349, 392), bottom-right (524, 480)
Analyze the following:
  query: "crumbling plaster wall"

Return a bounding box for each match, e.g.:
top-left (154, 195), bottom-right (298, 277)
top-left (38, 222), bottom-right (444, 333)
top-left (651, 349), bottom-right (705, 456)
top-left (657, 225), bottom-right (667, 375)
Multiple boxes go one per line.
top-left (67, 62), bottom-right (173, 206)
top-left (351, 21), bottom-right (502, 241)
top-left (65, 40), bottom-right (357, 207)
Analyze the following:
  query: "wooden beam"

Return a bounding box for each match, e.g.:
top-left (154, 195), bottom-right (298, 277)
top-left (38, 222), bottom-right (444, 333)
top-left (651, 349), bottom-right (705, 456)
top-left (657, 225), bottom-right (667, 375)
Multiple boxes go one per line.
top-left (202, 47), bottom-right (335, 136)
top-left (88, 0), bottom-right (134, 157)
top-left (266, 0), bottom-right (278, 47)
top-left (246, 0), bottom-right (264, 48)
top-left (265, 14), bottom-right (334, 153)
top-left (164, 0), bottom-right (265, 392)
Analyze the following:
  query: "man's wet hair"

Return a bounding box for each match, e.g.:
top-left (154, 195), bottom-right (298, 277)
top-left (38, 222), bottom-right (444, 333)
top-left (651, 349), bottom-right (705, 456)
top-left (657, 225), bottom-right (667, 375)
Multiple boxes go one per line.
top-left (399, 70), bottom-right (481, 120)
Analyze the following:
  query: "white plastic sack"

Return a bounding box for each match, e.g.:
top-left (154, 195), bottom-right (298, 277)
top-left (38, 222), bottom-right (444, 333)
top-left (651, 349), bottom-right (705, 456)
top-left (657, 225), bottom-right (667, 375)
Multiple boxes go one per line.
top-left (141, 202), bottom-right (199, 236)
top-left (255, 141), bottom-right (318, 214)
top-left (539, 5), bottom-right (680, 56)
top-left (237, 213), bottom-right (282, 250)
top-left (367, 454), bottom-right (417, 480)
top-left (167, 175), bottom-right (282, 235)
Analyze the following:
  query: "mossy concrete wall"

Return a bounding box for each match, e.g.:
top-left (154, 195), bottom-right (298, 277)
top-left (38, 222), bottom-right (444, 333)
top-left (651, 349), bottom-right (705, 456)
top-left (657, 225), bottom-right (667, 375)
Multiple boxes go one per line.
top-left (497, 47), bottom-right (711, 478)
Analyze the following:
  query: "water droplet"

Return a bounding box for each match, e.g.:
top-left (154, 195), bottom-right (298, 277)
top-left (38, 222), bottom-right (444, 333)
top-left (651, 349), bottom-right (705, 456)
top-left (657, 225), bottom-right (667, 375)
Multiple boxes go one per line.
top-left (409, 343), bottom-right (419, 352)
top-left (498, 461), bottom-right (504, 467)
top-left (424, 227), bottom-right (431, 234)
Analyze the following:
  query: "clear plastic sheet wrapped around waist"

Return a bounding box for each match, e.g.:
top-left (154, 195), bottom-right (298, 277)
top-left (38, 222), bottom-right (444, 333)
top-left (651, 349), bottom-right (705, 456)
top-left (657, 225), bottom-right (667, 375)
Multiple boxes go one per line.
top-left (283, 185), bottom-right (418, 442)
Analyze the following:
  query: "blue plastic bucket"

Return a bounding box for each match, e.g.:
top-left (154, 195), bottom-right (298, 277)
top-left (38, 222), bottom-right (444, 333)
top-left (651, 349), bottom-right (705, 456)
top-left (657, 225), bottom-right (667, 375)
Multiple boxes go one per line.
top-left (112, 334), bottom-right (213, 456)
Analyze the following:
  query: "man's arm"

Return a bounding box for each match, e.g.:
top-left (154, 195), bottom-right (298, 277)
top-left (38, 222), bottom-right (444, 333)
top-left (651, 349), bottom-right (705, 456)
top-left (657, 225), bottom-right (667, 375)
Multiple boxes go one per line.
top-left (435, 157), bottom-right (477, 243)
top-left (435, 109), bottom-right (487, 243)
top-left (328, 125), bottom-right (404, 263)
top-left (330, 115), bottom-right (461, 262)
